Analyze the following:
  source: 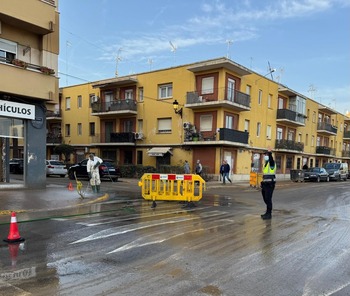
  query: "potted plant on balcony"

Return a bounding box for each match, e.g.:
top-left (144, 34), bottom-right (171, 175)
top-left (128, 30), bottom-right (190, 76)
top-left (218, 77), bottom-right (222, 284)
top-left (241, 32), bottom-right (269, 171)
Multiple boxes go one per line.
top-left (40, 66), bottom-right (55, 75)
top-left (192, 132), bottom-right (199, 141)
top-left (12, 58), bottom-right (28, 68)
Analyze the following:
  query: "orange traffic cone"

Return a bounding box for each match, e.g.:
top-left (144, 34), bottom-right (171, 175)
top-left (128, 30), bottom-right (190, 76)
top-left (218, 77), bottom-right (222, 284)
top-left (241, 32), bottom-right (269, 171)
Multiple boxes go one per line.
top-left (68, 182), bottom-right (74, 191)
top-left (3, 212), bottom-right (25, 243)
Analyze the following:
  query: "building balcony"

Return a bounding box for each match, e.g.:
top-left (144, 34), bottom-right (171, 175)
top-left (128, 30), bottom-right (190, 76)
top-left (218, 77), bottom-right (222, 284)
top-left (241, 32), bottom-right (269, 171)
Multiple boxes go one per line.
top-left (276, 109), bottom-right (306, 127)
top-left (184, 128), bottom-right (249, 147)
top-left (46, 110), bottom-right (62, 121)
top-left (91, 100), bottom-right (137, 117)
top-left (344, 131), bottom-right (350, 140)
top-left (2, 0), bottom-right (56, 35)
top-left (316, 146), bottom-right (335, 155)
top-left (90, 132), bottom-right (136, 145)
top-left (317, 122), bottom-right (337, 136)
top-left (185, 88), bottom-right (250, 111)
top-left (46, 135), bottom-right (62, 145)
top-left (275, 139), bottom-right (304, 152)
top-left (0, 59), bottom-right (58, 102)
top-left (342, 150), bottom-right (350, 158)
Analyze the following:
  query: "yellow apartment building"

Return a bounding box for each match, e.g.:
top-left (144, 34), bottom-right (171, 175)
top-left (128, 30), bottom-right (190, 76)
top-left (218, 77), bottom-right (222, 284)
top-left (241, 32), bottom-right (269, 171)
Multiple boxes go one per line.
top-left (57, 57), bottom-right (350, 181)
top-left (0, 0), bottom-right (59, 188)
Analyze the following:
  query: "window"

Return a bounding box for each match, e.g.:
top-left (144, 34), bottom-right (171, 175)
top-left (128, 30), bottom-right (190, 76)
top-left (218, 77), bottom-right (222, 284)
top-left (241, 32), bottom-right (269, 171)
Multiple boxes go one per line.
top-left (0, 38), bottom-right (16, 62)
top-left (227, 78), bottom-right (235, 102)
top-left (277, 127), bottom-right (283, 140)
top-left (77, 123), bottom-right (82, 135)
top-left (257, 122), bottom-right (261, 137)
top-left (89, 122), bottom-right (95, 136)
top-left (225, 115), bottom-right (234, 129)
top-left (65, 97), bottom-right (71, 110)
top-left (65, 124), bottom-right (70, 137)
top-left (268, 94), bottom-right (272, 108)
top-left (298, 133), bottom-right (302, 142)
top-left (104, 91), bottom-right (113, 102)
top-left (305, 134), bottom-right (309, 146)
top-left (246, 85), bottom-right (251, 95)
top-left (307, 109), bottom-right (310, 121)
top-left (123, 120), bottom-right (133, 132)
top-left (266, 125), bottom-right (272, 140)
top-left (77, 95), bottom-right (82, 108)
top-left (125, 89), bottom-right (133, 100)
top-left (202, 77), bottom-right (214, 94)
top-left (311, 135), bottom-right (315, 147)
top-left (278, 97), bottom-right (284, 109)
top-left (244, 120), bottom-right (250, 133)
top-left (138, 87), bottom-right (144, 102)
top-left (200, 115), bottom-right (213, 132)
top-left (157, 118), bottom-right (172, 133)
top-left (158, 84), bottom-right (172, 99)
top-left (258, 89), bottom-right (262, 105)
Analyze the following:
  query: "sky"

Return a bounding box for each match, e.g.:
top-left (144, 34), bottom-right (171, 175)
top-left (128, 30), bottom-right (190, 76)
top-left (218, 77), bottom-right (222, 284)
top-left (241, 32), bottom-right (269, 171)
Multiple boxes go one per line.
top-left (58, 0), bottom-right (350, 115)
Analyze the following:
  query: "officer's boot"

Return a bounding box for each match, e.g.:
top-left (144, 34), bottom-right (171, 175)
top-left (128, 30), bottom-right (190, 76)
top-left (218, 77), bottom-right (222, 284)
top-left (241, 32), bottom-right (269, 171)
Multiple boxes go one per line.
top-left (91, 185), bottom-right (96, 193)
top-left (96, 185), bottom-right (100, 193)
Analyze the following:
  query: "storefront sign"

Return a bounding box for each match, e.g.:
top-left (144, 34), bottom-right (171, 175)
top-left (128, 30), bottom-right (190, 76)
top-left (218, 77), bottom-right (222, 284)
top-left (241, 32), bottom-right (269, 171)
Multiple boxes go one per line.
top-left (0, 100), bottom-right (35, 120)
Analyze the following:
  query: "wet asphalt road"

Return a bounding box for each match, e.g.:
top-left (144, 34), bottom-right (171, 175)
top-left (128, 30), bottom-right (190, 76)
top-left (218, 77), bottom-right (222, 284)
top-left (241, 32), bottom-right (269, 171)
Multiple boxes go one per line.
top-left (1, 179), bottom-right (350, 296)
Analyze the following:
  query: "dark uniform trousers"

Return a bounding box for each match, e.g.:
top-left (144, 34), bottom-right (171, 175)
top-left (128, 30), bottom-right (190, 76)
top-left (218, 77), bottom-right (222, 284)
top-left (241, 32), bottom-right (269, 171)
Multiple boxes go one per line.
top-left (261, 180), bottom-right (275, 214)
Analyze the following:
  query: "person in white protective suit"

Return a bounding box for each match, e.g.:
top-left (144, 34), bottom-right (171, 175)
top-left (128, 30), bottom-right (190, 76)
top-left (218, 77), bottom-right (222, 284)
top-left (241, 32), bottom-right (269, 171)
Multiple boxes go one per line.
top-left (87, 154), bottom-right (103, 193)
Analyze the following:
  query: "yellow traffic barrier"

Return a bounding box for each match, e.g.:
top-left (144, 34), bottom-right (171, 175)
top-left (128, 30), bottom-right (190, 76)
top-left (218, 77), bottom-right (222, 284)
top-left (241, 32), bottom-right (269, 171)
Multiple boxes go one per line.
top-left (249, 172), bottom-right (263, 188)
top-left (138, 173), bottom-right (206, 208)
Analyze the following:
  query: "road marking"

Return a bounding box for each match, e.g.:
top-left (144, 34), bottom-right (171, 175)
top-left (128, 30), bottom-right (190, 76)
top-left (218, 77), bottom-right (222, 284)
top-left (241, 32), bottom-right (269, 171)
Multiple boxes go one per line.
top-left (107, 219), bottom-right (235, 254)
top-left (70, 210), bottom-right (228, 244)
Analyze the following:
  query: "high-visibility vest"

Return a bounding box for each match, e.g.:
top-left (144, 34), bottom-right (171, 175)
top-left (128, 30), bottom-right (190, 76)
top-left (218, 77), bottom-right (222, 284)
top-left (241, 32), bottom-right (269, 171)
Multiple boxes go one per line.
top-left (263, 162), bottom-right (276, 175)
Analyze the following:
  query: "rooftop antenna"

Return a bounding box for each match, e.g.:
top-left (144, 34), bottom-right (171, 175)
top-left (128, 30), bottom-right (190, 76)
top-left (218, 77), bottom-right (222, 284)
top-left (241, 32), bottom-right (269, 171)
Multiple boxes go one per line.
top-left (275, 67), bottom-right (284, 83)
top-left (148, 58), bottom-right (153, 71)
top-left (267, 61), bottom-right (275, 80)
top-left (308, 84), bottom-right (317, 100)
top-left (169, 41), bottom-right (177, 65)
top-left (115, 48), bottom-right (123, 77)
top-left (226, 40), bottom-right (233, 59)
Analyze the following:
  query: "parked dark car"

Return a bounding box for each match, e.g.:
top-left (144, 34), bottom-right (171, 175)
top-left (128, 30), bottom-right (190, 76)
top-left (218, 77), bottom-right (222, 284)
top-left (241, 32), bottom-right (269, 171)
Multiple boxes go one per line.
top-left (303, 167), bottom-right (329, 182)
top-left (9, 158), bottom-right (24, 174)
top-left (68, 159), bottom-right (121, 181)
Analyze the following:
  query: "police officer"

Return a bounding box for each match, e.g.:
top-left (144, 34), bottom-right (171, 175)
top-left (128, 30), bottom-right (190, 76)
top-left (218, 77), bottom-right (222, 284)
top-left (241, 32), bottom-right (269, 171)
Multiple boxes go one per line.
top-left (260, 150), bottom-right (276, 220)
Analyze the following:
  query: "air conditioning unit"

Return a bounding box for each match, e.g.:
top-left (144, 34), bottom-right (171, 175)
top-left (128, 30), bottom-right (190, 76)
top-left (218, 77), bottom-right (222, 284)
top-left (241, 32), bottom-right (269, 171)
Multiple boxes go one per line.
top-left (135, 132), bottom-right (144, 140)
top-left (183, 122), bottom-right (191, 129)
top-left (198, 96), bottom-right (203, 102)
top-left (92, 95), bottom-right (99, 102)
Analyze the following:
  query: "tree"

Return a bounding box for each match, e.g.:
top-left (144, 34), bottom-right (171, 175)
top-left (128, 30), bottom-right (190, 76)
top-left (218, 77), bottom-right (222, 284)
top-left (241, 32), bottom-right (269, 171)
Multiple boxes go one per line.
top-left (54, 144), bottom-right (75, 163)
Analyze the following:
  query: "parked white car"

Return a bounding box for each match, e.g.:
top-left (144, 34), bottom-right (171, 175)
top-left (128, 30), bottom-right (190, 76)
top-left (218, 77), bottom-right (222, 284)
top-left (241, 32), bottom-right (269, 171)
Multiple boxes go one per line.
top-left (46, 160), bottom-right (67, 177)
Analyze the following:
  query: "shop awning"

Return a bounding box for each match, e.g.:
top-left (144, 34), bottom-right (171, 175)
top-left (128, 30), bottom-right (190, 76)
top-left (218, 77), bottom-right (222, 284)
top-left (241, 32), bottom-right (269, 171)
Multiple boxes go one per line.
top-left (147, 147), bottom-right (173, 157)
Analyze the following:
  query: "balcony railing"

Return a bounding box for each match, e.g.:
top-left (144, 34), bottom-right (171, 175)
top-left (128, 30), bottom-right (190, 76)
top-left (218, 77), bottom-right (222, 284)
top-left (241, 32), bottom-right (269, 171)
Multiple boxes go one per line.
top-left (46, 110), bottom-right (61, 118)
top-left (344, 131), bottom-right (350, 139)
top-left (91, 100), bottom-right (137, 113)
top-left (46, 135), bottom-right (62, 144)
top-left (219, 128), bottom-right (249, 144)
top-left (275, 139), bottom-right (304, 151)
top-left (316, 146), bottom-right (335, 155)
top-left (90, 132), bottom-right (135, 143)
top-left (186, 88), bottom-right (250, 109)
top-left (276, 109), bottom-right (305, 125)
top-left (342, 150), bottom-right (350, 158)
top-left (317, 122), bottom-right (337, 134)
